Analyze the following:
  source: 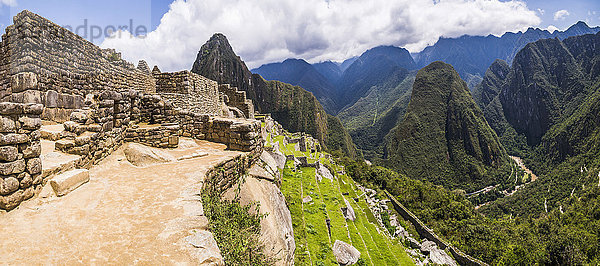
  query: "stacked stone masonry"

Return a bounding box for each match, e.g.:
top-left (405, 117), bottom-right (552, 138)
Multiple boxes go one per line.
top-left (155, 71), bottom-right (223, 116)
top-left (0, 102), bottom-right (43, 210)
top-left (218, 84), bottom-right (255, 119)
top-left (125, 124), bottom-right (180, 149)
top-left (0, 10), bottom-right (265, 210)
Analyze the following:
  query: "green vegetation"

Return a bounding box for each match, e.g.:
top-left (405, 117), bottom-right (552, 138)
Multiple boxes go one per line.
top-left (275, 135), bottom-right (412, 265)
top-left (202, 191), bottom-right (272, 265)
top-left (337, 71), bottom-right (415, 160)
top-left (384, 61), bottom-right (511, 192)
top-left (338, 147), bottom-right (600, 265)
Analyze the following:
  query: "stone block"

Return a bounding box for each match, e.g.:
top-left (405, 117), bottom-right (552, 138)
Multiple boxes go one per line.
top-left (0, 102), bottom-right (24, 115)
top-left (12, 90), bottom-right (44, 104)
top-left (23, 103), bottom-right (43, 115)
top-left (11, 72), bottom-right (37, 93)
top-left (45, 90), bottom-right (59, 108)
top-left (55, 139), bottom-right (75, 150)
top-left (0, 146), bottom-right (18, 162)
top-left (27, 158), bottom-right (42, 175)
top-left (0, 159), bottom-right (26, 175)
top-left (0, 116), bottom-right (16, 133)
top-left (19, 173), bottom-right (32, 188)
top-left (0, 177), bottom-right (20, 195)
top-left (49, 169), bottom-right (90, 197)
top-left (20, 141), bottom-right (41, 158)
top-left (19, 116), bottom-right (41, 130)
top-left (0, 189), bottom-right (23, 210)
top-left (0, 134), bottom-right (29, 145)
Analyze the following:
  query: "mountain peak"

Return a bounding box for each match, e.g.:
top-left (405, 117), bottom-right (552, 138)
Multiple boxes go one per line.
top-left (191, 33), bottom-right (252, 91)
top-left (385, 61), bottom-right (509, 191)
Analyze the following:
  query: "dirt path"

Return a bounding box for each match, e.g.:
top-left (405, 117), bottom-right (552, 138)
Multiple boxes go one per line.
top-left (510, 156), bottom-right (537, 181)
top-left (0, 139), bottom-right (240, 264)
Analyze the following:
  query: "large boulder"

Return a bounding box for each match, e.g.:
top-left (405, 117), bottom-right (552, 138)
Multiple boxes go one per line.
top-left (123, 143), bottom-right (175, 167)
top-left (223, 176), bottom-right (295, 265)
top-left (429, 247), bottom-right (457, 266)
top-left (248, 164), bottom-right (276, 182)
top-left (185, 230), bottom-right (225, 265)
top-left (332, 240), bottom-right (361, 265)
top-left (317, 163), bottom-right (334, 181)
top-left (268, 145), bottom-right (287, 169)
top-left (420, 240), bottom-right (437, 254)
top-left (341, 198), bottom-right (356, 221)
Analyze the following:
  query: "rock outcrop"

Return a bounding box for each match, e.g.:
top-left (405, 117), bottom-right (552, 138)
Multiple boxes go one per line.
top-left (332, 240), bottom-right (361, 265)
top-left (341, 198), bottom-right (356, 221)
top-left (123, 143), bottom-right (176, 167)
top-left (223, 175), bottom-right (295, 265)
top-left (191, 33), bottom-right (357, 158)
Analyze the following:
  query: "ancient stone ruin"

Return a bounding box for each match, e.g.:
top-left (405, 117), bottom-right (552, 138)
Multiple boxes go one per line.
top-left (0, 10), bottom-right (261, 210)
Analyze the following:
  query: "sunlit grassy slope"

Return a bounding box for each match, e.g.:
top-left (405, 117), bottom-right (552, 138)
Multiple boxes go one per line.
top-left (274, 133), bottom-right (413, 265)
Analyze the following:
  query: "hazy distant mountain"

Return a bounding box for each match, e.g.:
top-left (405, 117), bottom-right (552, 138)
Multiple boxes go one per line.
top-left (312, 61), bottom-right (342, 85)
top-left (252, 59), bottom-right (337, 113)
top-left (414, 21), bottom-right (600, 79)
top-left (337, 45), bottom-right (416, 111)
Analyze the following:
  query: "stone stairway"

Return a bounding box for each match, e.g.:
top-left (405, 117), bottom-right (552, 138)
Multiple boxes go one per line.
top-left (39, 124), bottom-right (87, 197)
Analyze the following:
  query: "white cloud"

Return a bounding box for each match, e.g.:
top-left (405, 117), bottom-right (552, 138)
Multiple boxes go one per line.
top-left (537, 8), bottom-right (545, 15)
top-left (0, 0), bottom-right (17, 7)
top-left (546, 25), bottom-right (559, 33)
top-left (101, 0), bottom-right (541, 71)
top-left (554, 10), bottom-right (570, 21)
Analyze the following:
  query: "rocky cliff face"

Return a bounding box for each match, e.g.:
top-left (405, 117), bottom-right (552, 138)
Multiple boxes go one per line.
top-left (472, 59), bottom-right (510, 109)
top-left (191, 33), bottom-right (253, 93)
top-left (500, 37), bottom-right (590, 146)
top-left (192, 34), bottom-right (357, 158)
top-left (385, 62), bottom-right (509, 191)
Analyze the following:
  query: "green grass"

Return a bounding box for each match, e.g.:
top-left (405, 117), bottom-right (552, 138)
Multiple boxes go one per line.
top-left (278, 137), bottom-right (414, 265)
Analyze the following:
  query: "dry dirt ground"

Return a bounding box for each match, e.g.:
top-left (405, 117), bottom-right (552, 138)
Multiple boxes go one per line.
top-left (0, 138), bottom-right (240, 264)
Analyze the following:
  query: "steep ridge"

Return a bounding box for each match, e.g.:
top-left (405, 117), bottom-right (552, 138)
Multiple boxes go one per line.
top-left (191, 33), bottom-right (357, 158)
top-left (385, 61), bottom-right (510, 191)
top-left (478, 32), bottom-right (600, 221)
top-left (337, 46), bottom-right (416, 112)
top-left (472, 59), bottom-right (510, 110)
top-left (337, 71), bottom-right (416, 160)
top-left (414, 21), bottom-right (600, 79)
top-left (252, 59), bottom-right (337, 113)
top-left (499, 37), bottom-right (591, 146)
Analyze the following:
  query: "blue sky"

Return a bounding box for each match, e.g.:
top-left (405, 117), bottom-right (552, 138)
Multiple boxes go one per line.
top-left (0, 0), bottom-right (172, 43)
top-left (1, 0), bottom-right (599, 70)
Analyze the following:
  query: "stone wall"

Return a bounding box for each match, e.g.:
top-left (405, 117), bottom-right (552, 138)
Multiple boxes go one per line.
top-left (155, 71), bottom-right (223, 115)
top-left (0, 10), bottom-right (265, 211)
top-left (178, 111), bottom-right (261, 152)
top-left (203, 146), bottom-right (262, 196)
top-left (0, 11), bottom-right (156, 123)
top-left (125, 124), bottom-right (179, 149)
top-left (385, 191), bottom-right (487, 266)
top-left (0, 102), bottom-right (43, 210)
top-left (218, 84), bottom-right (254, 119)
